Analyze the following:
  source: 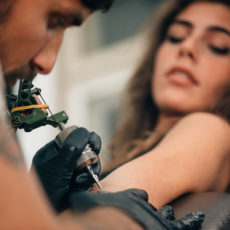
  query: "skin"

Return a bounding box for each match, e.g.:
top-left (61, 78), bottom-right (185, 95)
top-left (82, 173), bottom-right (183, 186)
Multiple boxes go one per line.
top-left (93, 2), bottom-right (230, 209)
top-left (0, 0), bottom-right (143, 229)
top-left (0, 0), bottom-right (90, 86)
top-left (153, 2), bottom-right (230, 114)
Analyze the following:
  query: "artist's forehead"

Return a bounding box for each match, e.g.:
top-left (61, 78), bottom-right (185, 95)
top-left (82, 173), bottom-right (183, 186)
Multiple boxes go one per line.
top-left (42, 0), bottom-right (91, 23)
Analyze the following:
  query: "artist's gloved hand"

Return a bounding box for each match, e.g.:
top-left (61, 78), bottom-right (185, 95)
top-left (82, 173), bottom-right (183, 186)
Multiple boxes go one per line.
top-left (32, 127), bottom-right (101, 213)
top-left (69, 189), bottom-right (205, 230)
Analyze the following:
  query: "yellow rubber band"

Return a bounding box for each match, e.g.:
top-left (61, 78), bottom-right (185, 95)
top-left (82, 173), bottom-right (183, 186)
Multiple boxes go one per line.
top-left (11, 104), bottom-right (49, 114)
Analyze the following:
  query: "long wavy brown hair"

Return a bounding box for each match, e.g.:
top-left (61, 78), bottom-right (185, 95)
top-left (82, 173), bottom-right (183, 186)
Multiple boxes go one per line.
top-left (108, 0), bottom-right (230, 169)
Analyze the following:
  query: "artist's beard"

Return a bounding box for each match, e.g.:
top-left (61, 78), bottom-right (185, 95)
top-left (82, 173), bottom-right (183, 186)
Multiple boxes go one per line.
top-left (4, 64), bottom-right (37, 91)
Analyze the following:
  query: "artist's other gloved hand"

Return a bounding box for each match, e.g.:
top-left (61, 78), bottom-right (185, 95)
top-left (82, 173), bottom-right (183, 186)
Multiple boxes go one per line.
top-left (69, 189), bottom-right (205, 230)
top-left (157, 205), bottom-right (204, 229)
top-left (32, 127), bottom-right (101, 213)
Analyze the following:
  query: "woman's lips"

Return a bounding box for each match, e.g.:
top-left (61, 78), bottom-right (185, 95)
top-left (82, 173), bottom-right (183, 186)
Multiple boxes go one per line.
top-left (166, 66), bottom-right (198, 86)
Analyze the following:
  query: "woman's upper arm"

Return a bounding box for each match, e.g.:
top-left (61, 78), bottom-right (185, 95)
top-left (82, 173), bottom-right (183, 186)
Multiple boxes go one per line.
top-left (100, 112), bottom-right (230, 208)
top-left (156, 113), bottom-right (230, 190)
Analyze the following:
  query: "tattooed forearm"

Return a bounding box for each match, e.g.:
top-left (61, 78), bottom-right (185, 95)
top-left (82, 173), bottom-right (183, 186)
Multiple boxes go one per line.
top-left (0, 64), bottom-right (24, 166)
top-left (0, 132), bottom-right (25, 166)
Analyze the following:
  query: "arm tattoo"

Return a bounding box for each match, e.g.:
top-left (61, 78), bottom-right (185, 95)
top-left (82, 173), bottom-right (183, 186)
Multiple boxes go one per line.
top-left (0, 64), bottom-right (24, 166)
top-left (0, 132), bottom-right (25, 167)
top-left (0, 65), bottom-right (25, 166)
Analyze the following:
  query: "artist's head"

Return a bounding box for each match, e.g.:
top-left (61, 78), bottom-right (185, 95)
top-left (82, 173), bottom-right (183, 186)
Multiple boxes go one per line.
top-left (0, 0), bottom-right (113, 88)
top-left (110, 0), bottom-right (230, 163)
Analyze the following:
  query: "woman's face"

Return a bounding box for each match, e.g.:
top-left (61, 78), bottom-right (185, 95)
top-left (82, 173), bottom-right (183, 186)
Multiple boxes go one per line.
top-left (152, 2), bottom-right (230, 114)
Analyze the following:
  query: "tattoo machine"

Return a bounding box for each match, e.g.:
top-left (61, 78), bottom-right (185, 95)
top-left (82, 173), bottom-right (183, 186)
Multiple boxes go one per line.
top-left (6, 80), bottom-right (102, 189)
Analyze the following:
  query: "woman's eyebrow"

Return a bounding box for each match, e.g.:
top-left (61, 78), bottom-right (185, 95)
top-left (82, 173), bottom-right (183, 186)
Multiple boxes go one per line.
top-left (172, 20), bottom-right (230, 37)
top-left (171, 19), bottom-right (193, 28)
top-left (207, 26), bottom-right (230, 37)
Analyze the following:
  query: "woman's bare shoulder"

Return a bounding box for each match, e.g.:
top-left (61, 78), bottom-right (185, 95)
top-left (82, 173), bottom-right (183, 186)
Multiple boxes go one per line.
top-left (158, 111), bottom-right (230, 158)
top-left (180, 111), bottom-right (230, 126)
top-left (171, 112), bottom-right (230, 138)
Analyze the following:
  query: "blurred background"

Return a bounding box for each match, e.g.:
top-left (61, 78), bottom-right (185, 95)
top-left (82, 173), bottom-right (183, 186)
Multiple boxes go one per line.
top-left (17, 0), bottom-right (163, 169)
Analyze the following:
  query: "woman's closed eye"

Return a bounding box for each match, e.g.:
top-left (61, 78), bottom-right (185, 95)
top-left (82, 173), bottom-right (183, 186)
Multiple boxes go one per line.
top-left (209, 45), bottom-right (230, 55)
top-left (166, 34), bottom-right (230, 56)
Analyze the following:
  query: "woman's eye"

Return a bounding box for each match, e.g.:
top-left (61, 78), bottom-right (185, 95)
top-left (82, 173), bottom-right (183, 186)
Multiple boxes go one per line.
top-left (167, 35), bottom-right (184, 44)
top-left (210, 46), bottom-right (230, 55)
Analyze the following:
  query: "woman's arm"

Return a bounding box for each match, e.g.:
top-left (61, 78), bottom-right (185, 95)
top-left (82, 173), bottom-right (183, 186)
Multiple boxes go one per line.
top-left (98, 112), bottom-right (230, 209)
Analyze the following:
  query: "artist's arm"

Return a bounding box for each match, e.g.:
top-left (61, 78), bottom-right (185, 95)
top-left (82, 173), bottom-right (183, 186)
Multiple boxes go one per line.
top-left (0, 126), bottom-right (65, 229)
top-left (0, 74), bottom-right (67, 229)
top-left (98, 112), bottom-right (230, 209)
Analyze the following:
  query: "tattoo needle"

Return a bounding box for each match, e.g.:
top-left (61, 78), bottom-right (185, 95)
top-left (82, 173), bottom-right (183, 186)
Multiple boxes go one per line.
top-left (86, 165), bottom-right (103, 190)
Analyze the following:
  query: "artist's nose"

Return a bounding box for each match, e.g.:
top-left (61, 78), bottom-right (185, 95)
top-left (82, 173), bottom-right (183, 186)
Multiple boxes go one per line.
top-left (32, 33), bottom-right (63, 74)
top-left (178, 36), bottom-right (198, 62)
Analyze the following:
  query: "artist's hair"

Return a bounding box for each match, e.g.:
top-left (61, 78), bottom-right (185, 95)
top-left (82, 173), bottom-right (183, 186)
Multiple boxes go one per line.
top-left (108, 0), bottom-right (230, 168)
top-left (0, 0), bottom-right (113, 22)
top-left (81, 0), bottom-right (114, 12)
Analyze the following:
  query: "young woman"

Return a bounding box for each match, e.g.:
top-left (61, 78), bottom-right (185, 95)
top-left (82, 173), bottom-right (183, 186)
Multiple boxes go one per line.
top-left (92, 0), bottom-right (230, 209)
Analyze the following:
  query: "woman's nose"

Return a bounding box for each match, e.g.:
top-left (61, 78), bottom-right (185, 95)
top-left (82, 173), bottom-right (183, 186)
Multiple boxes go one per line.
top-left (178, 36), bottom-right (198, 62)
top-left (31, 33), bottom-right (64, 75)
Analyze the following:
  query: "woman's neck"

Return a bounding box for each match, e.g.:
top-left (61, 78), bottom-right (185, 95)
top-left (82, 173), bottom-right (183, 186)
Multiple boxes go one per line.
top-left (154, 113), bottom-right (182, 135)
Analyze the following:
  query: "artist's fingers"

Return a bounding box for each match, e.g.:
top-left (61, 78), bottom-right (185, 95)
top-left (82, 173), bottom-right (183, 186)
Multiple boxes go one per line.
top-left (158, 205), bottom-right (175, 220)
top-left (172, 211), bottom-right (205, 230)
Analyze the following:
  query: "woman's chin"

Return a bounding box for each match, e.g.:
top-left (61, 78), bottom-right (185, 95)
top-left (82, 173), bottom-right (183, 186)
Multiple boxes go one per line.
top-left (158, 103), bottom-right (201, 115)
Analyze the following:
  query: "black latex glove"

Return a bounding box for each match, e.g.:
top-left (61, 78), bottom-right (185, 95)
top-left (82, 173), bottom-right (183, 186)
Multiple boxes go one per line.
top-left (69, 189), bottom-right (205, 230)
top-left (32, 127), bottom-right (101, 213)
top-left (158, 205), bottom-right (176, 221)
